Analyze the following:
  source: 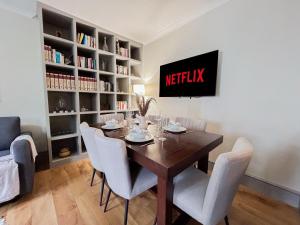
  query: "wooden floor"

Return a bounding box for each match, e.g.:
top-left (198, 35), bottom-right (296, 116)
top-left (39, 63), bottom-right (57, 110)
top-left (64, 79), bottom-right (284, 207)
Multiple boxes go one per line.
top-left (1, 159), bottom-right (299, 225)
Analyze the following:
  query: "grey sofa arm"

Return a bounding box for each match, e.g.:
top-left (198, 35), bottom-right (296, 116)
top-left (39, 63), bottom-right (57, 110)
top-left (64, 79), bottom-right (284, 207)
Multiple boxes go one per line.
top-left (11, 139), bottom-right (35, 195)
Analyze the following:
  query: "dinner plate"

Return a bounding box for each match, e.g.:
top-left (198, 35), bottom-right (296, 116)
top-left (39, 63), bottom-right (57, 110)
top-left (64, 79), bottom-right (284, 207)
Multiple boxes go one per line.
top-left (163, 126), bottom-right (187, 133)
top-left (101, 124), bottom-right (123, 130)
top-left (125, 134), bottom-right (154, 143)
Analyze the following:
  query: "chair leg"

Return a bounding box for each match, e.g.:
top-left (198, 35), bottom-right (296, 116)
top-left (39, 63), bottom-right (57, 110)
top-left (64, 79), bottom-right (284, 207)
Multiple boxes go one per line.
top-left (104, 188), bottom-right (112, 212)
top-left (90, 168), bottom-right (96, 186)
top-left (99, 173), bottom-right (106, 206)
top-left (124, 199), bottom-right (129, 225)
top-left (153, 217), bottom-right (157, 225)
top-left (224, 216), bottom-right (229, 225)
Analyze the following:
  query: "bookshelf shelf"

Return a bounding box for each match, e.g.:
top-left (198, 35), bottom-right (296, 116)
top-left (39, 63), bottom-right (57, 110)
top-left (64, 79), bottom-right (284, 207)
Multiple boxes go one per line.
top-left (43, 33), bottom-right (74, 46)
top-left (39, 3), bottom-right (143, 167)
top-left (98, 49), bottom-right (114, 56)
top-left (45, 62), bottom-right (75, 69)
top-left (49, 112), bottom-right (77, 117)
top-left (51, 133), bottom-right (78, 141)
top-left (47, 88), bottom-right (76, 93)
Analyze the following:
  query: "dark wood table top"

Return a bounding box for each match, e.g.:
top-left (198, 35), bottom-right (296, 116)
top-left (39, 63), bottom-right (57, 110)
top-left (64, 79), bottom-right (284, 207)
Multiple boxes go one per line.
top-left (91, 124), bottom-right (223, 178)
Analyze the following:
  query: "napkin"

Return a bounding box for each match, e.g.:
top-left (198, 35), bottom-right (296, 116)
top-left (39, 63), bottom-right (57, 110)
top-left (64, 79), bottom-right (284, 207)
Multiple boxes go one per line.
top-left (105, 119), bottom-right (118, 127)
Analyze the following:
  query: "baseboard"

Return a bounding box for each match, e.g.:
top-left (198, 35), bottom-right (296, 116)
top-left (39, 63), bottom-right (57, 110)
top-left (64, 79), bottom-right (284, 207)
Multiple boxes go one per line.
top-left (208, 161), bottom-right (300, 209)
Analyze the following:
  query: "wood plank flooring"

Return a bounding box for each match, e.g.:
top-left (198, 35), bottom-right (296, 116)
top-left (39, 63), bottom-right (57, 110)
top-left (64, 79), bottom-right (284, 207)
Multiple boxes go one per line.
top-left (1, 159), bottom-right (299, 225)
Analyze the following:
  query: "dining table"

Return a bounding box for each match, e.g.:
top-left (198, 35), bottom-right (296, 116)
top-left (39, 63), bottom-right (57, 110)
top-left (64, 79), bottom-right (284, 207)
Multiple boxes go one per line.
top-left (91, 122), bottom-right (223, 225)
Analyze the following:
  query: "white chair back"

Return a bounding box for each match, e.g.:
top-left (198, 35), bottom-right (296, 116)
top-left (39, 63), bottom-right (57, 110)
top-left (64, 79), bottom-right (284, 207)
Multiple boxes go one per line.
top-left (80, 122), bottom-right (104, 172)
top-left (99, 113), bottom-right (124, 124)
top-left (175, 117), bottom-right (206, 131)
top-left (201, 137), bottom-right (253, 225)
top-left (94, 132), bottom-right (132, 199)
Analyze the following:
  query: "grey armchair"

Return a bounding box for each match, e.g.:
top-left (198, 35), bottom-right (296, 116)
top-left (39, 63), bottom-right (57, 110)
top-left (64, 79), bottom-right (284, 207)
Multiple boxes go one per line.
top-left (0, 117), bottom-right (35, 196)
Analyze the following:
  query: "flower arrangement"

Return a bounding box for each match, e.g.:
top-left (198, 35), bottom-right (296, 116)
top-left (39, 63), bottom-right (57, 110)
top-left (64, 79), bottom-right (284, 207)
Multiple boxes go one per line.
top-left (136, 94), bottom-right (156, 116)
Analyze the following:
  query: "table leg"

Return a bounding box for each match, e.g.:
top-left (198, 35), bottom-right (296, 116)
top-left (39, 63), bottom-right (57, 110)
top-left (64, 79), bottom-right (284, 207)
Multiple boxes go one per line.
top-left (197, 153), bottom-right (209, 173)
top-left (157, 176), bottom-right (174, 225)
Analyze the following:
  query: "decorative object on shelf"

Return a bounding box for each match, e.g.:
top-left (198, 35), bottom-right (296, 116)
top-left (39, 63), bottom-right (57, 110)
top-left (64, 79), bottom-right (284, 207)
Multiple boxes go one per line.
top-left (58, 147), bottom-right (71, 158)
top-left (103, 36), bottom-right (109, 52)
top-left (64, 56), bottom-right (73, 65)
top-left (56, 97), bottom-right (67, 112)
top-left (56, 30), bottom-right (62, 38)
top-left (100, 58), bottom-right (106, 71)
top-left (99, 80), bottom-right (112, 92)
top-left (116, 39), bottom-right (120, 55)
top-left (81, 106), bottom-right (88, 112)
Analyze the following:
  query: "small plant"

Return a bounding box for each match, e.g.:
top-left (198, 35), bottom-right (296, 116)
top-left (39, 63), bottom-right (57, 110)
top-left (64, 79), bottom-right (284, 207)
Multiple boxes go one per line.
top-left (136, 94), bottom-right (156, 116)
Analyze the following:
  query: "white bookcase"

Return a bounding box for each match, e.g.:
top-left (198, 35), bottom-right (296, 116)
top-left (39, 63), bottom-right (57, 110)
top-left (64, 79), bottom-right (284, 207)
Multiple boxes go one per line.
top-left (38, 3), bottom-right (143, 167)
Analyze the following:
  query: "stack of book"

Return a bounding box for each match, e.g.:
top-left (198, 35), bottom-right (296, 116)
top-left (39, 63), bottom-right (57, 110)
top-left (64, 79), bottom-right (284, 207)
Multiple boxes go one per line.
top-left (44, 45), bottom-right (65, 64)
top-left (117, 101), bottom-right (128, 110)
top-left (116, 65), bottom-right (128, 75)
top-left (46, 72), bottom-right (76, 90)
top-left (77, 56), bottom-right (96, 69)
top-left (99, 80), bottom-right (113, 92)
top-left (119, 47), bottom-right (129, 57)
top-left (77, 33), bottom-right (96, 48)
top-left (78, 77), bottom-right (97, 91)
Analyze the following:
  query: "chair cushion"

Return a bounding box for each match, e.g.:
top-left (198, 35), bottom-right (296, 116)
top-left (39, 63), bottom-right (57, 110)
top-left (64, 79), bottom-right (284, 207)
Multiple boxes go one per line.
top-left (0, 150), bottom-right (10, 157)
top-left (173, 167), bottom-right (210, 223)
top-left (130, 166), bottom-right (157, 199)
top-left (0, 117), bottom-right (20, 150)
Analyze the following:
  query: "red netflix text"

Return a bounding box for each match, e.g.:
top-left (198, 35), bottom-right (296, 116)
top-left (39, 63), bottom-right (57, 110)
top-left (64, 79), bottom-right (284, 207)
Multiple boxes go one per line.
top-left (165, 68), bottom-right (205, 86)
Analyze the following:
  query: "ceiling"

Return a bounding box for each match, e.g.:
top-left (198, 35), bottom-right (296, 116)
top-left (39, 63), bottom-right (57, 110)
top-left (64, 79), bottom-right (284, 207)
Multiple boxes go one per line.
top-left (0, 0), bottom-right (230, 44)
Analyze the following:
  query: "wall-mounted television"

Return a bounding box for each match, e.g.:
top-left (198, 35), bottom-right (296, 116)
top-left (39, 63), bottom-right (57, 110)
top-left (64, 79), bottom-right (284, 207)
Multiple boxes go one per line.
top-left (159, 50), bottom-right (218, 97)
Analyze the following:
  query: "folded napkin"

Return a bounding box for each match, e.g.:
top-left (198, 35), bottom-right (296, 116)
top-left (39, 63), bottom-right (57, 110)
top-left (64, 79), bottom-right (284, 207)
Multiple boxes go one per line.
top-left (105, 119), bottom-right (118, 126)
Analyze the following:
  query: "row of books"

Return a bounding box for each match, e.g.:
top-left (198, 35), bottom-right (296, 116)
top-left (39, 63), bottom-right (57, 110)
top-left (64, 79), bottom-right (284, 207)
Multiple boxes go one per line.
top-left (44, 45), bottom-right (65, 64)
top-left (77, 56), bottom-right (96, 69)
top-left (46, 73), bottom-right (75, 90)
top-left (79, 77), bottom-right (97, 91)
top-left (99, 80), bottom-right (113, 92)
top-left (117, 101), bottom-right (128, 110)
top-left (77, 33), bottom-right (96, 48)
top-left (116, 65), bottom-right (128, 75)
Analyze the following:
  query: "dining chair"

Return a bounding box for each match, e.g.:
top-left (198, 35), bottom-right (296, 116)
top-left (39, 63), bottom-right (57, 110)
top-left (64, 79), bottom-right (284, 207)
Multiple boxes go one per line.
top-left (94, 132), bottom-right (157, 225)
top-left (171, 137), bottom-right (253, 225)
top-left (99, 113), bottom-right (124, 124)
top-left (80, 122), bottom-right (107, 206)
top-left (175, 117), bottom-right (207, 131)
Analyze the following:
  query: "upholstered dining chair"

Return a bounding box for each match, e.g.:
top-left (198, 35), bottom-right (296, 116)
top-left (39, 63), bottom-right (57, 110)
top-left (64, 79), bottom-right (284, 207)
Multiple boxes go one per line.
top-left (171, 137), bottom-right (253, 225)
top-left (175, 117), bottom-right (207, 131)
top-left (94, 132), bottom-right (157, 225)
top-left (99, 113), bottom-right (124, 124)
top-left (80, 122), bottom-right (106, 206)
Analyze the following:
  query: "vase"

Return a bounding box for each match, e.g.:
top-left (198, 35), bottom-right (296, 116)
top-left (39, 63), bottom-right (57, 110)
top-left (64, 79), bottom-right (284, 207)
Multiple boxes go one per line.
top-left (138, 116), bottom-right (148, 129)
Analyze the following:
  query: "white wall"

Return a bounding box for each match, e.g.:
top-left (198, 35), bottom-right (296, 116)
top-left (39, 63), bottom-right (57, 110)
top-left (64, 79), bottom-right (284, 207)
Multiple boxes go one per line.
top-left (0, 8), bottom-right (47, 151)
top-left (144, 0), bottom-right (300, 193)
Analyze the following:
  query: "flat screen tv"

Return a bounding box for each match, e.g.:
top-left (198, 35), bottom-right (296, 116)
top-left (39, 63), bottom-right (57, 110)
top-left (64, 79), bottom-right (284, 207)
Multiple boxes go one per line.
top-left (159, 50), bottom-right (218, 97)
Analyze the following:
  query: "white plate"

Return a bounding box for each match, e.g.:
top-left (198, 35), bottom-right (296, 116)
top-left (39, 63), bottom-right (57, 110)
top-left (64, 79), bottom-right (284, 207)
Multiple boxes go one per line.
top-left (101, 124), bottom-right (123, 130)
top-left (125, 134), bottom-right (154, 143)
top-left (163, 126), bottom-right (187, 133)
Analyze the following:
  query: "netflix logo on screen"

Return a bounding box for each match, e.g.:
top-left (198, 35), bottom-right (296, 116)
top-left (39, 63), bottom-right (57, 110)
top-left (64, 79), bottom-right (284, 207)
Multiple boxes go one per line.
top-left (159, 50), bottom-right (218, 97)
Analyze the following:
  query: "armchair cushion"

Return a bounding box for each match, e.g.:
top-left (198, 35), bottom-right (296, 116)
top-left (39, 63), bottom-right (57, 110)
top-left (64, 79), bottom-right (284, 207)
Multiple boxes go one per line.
top-left (0, 150), bottom-right (10, 157)
top-left (0, 117), bottom-right (20, 150)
